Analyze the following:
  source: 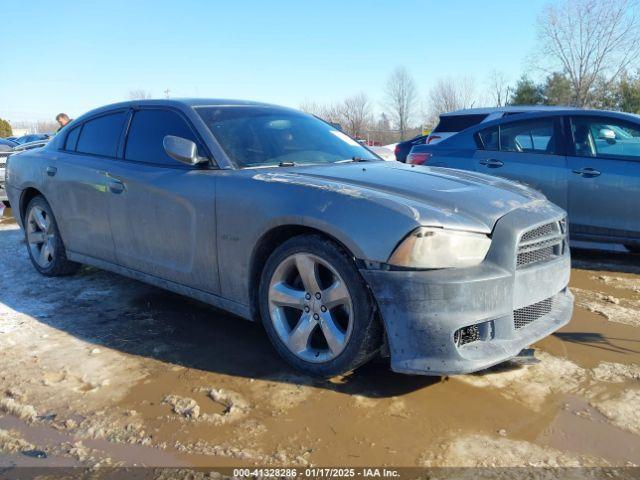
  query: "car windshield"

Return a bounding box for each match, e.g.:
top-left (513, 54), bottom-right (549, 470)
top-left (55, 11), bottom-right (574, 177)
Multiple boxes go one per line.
top-left (196, 106), bottom-right (379, 168)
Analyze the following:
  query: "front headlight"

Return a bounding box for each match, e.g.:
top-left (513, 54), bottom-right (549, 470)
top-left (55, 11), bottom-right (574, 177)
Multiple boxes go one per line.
top-left (388, 227), bottom-right (491, 269)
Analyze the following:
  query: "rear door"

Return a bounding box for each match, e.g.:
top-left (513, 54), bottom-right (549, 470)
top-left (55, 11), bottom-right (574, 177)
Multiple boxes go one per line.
top-left (566, 115), bottom-right (640, 241)
top-left (48, 110), bottom-right (128, 262)
top-left (474, 117), bottom-right (569, 209)
top-left (105, 107), bottom-right (220, 293)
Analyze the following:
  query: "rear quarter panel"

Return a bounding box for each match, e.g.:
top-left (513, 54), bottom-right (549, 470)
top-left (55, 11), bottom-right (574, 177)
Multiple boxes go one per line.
top-left (5, 149), bottom-right (48, 223)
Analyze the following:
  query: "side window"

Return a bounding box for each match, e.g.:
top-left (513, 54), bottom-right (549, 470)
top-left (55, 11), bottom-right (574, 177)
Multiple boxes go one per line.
top-left (477, 126), bottom-right (499, 150)
top-left (499, 119), bottom-right (557, 154)
top-left (571, 117), bottom-right (640, 159)
top-left (124, 109), bottom-right (204, 166)
top-left (64, 125), bottom-right (81, 151)
top-left (75, 111), bottom-right (127, 157)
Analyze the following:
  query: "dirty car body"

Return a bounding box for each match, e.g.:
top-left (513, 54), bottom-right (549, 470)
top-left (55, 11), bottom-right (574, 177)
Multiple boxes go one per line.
top-left (6, 99), bottom-right (573, 376)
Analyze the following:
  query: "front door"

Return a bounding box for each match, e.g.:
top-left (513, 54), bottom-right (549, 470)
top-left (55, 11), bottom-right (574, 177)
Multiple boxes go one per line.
top-left (106, 108), bottom-right (220, 294)
top-left (567, 115), bottom-right (640, 242)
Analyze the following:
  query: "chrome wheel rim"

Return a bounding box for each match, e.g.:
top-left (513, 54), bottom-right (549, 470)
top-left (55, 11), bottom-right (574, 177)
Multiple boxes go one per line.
top-left (268, 253), bottom-right (353, 363)
top-left (26, 205), bottom-right (55, 268)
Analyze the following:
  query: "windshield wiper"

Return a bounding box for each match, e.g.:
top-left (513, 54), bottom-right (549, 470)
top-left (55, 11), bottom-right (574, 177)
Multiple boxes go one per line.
top-left (278, 161), bottom-right (297, 167)
top-left (335, 156), bottom-right (372, 164)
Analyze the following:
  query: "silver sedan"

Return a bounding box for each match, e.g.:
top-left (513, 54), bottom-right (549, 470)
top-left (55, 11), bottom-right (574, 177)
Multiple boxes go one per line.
top-left (6, 99), bottom-right (573, 377)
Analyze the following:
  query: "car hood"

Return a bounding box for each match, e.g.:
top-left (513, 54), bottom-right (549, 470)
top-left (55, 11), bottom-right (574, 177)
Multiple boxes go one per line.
top-left (263, 161), bottom-right (547, 234)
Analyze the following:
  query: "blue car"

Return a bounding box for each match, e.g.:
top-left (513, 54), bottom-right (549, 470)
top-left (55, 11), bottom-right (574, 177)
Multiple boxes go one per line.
top-left (407, 109), bottom-right (640, 252)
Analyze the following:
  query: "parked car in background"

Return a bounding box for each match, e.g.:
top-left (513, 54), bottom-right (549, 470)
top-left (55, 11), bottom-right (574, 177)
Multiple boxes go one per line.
top-left (6, 99), bottom-right (572, 377)
top-left (0, 139), bottom-right (18, 151)
top-left (12, 138), bottom-right (51, 152)
top-left (0, 146), bottom-right (12, 203)
top-left (15, 133), bottom-right (53, 145)
top-left (1, 138), bottom-right (51, 205)
top-left (424, 106), bottom-right (567, 146)
top-left (393, 134), bottom-right (428, 162)
top-left (408, 109), bottom-right (640, 252)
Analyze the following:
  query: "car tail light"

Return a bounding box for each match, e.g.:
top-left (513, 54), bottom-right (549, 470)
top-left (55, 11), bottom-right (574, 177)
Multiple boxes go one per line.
top-left (427, 136), bottom-right (441, 144)
top-left (394, 144), bottom-right (400, 156)
top-left (407, 152), bottom-right (432, 165)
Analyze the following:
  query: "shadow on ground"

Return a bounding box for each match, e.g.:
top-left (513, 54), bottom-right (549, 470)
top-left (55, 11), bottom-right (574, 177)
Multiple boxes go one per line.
top-left (3, 220), bottom-right (639, 398)
top-left (0, 225), bottom-right (438, 398)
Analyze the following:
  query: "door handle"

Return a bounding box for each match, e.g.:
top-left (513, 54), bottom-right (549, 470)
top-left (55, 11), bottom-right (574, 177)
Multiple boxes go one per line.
top-left (46, 166), bottom-right (57, 177)
top-left (107, 178), bottom-right (125, 194)
top-left (572, 167), bottom-right (601, 178)
top-left (479, 158), bottom-right (504, 168)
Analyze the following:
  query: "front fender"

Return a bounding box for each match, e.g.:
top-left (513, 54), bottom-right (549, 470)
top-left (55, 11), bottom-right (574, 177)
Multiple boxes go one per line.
top-left (215, 170), bottom-right (421, 308)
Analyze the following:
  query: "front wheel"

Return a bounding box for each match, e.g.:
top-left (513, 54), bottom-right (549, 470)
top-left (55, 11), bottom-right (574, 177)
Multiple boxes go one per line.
top-left (259, 235), bottom-right (382, 378)
top-left (24, 196), bottom-right (78, 276)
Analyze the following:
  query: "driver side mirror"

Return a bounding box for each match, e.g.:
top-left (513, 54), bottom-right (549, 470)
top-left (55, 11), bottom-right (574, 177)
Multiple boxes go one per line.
top-left (163, 135), bottom-right (207, 165)
top-left (598, 128), bottom-right (616, 144)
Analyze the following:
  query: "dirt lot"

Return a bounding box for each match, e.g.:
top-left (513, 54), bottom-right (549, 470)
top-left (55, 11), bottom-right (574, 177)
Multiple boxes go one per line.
top-left (1, 207), bottom-right (640, 469)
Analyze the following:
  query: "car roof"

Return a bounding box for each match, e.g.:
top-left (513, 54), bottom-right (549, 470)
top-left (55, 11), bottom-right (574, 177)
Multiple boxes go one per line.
top-left (441, 105), bottom-right (580, 116)
top-left (427, 108), bottom-right (640, 149)
top-left (68, 98), bottom-right (300, 126)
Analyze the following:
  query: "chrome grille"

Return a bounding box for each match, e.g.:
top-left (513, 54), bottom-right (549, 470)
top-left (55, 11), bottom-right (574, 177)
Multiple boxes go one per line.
top-left (514, 296), bottom-right (554, 330)
top-left (517, 220), bottom-right (564, 268)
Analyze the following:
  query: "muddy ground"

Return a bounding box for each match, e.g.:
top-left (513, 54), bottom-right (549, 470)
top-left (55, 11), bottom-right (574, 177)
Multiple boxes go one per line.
top-left (1, 207), bottom-right (639, 469)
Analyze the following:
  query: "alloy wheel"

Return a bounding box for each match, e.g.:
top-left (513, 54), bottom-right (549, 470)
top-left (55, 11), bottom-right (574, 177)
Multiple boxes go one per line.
top-left (26, 205), bottom-right (55, 269)
top-left (268, 253), bottom-right (353, 363)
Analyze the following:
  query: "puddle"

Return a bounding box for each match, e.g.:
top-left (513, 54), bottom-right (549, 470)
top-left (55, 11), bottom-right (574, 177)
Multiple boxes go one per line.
top-left (537, 395), bottom-right (640, 465)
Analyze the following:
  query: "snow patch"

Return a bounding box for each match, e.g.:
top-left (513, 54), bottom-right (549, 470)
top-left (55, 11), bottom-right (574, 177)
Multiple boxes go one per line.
top-left (0, 396), bottom-right (38, 422)
top-left (421, 434), bottom-right (609, 467)
top-left (163, 395), bottom-right (200, 419)
top-left (455, 352), bottom-right (586, 410)
top-left (205, 388), bottom-right (250, 425)
top-left (0, 428), bottom-right (35, 453)
top-left (591, 389), bottom-right (640, 436)
top-left (592, 362), bottom-right (640, 383)
top-left (573, 287), bottom-right (640, 327)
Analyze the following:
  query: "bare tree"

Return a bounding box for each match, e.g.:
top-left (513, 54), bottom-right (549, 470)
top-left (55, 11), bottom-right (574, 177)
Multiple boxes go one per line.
top-left (129, 89), bottom-right (152, 100)
top-left (488, 71), bottom-right (511, 107)
top-left (384, 66), bottom-right (418, 140)
top-left (427, 76), bottom-right (478, 123)
top-left (537, 0), bottom-right (640, 107)
top-left (341, 93), bottom-right (372, 138)
top-left (299, 99), bottom-right (343, 125)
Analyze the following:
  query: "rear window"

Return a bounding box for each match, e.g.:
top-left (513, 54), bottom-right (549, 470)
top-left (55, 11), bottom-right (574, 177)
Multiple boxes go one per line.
top-left (76, 111), bottom-right (127, 158)
top-left (476, 118), bottom-right (558, 155)
top-left (433, 114), bottom-right (489, 133)
top-left (64, 125), bottom-right (81, 151)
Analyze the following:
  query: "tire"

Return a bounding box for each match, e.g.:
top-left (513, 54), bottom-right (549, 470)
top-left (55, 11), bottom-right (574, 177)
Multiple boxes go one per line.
top-left (625, 244), bottom-right (640, 254)
top-left (24, 195), bottom-right (78, 277)
top-left (259, 234), bottom-right (382, 378)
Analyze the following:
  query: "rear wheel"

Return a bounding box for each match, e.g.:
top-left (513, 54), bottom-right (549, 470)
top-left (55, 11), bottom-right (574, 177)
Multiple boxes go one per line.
top-left (259, 235), bottom-right (381, 377)
top-left (24, 196), bottom-right (78, 276)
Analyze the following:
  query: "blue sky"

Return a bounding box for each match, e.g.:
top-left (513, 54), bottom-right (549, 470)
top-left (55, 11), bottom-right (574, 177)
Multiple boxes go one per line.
top-left (2, 0), bottom-right (549, 122)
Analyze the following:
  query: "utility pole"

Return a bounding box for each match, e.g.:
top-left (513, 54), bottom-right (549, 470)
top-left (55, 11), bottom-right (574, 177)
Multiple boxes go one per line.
top-left (164, 88), bottom-right (171, 99)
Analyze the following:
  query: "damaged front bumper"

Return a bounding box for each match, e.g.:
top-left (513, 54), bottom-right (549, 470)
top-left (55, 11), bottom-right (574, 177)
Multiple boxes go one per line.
top-left (362, 203), bottom-right (573, 376)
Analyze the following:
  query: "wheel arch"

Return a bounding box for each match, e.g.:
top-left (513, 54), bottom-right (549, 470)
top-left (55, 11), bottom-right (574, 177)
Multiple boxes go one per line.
top-left (248, 224), bottom-right (363, 321)
top-left (19, 187), bottom-right (45, 223)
